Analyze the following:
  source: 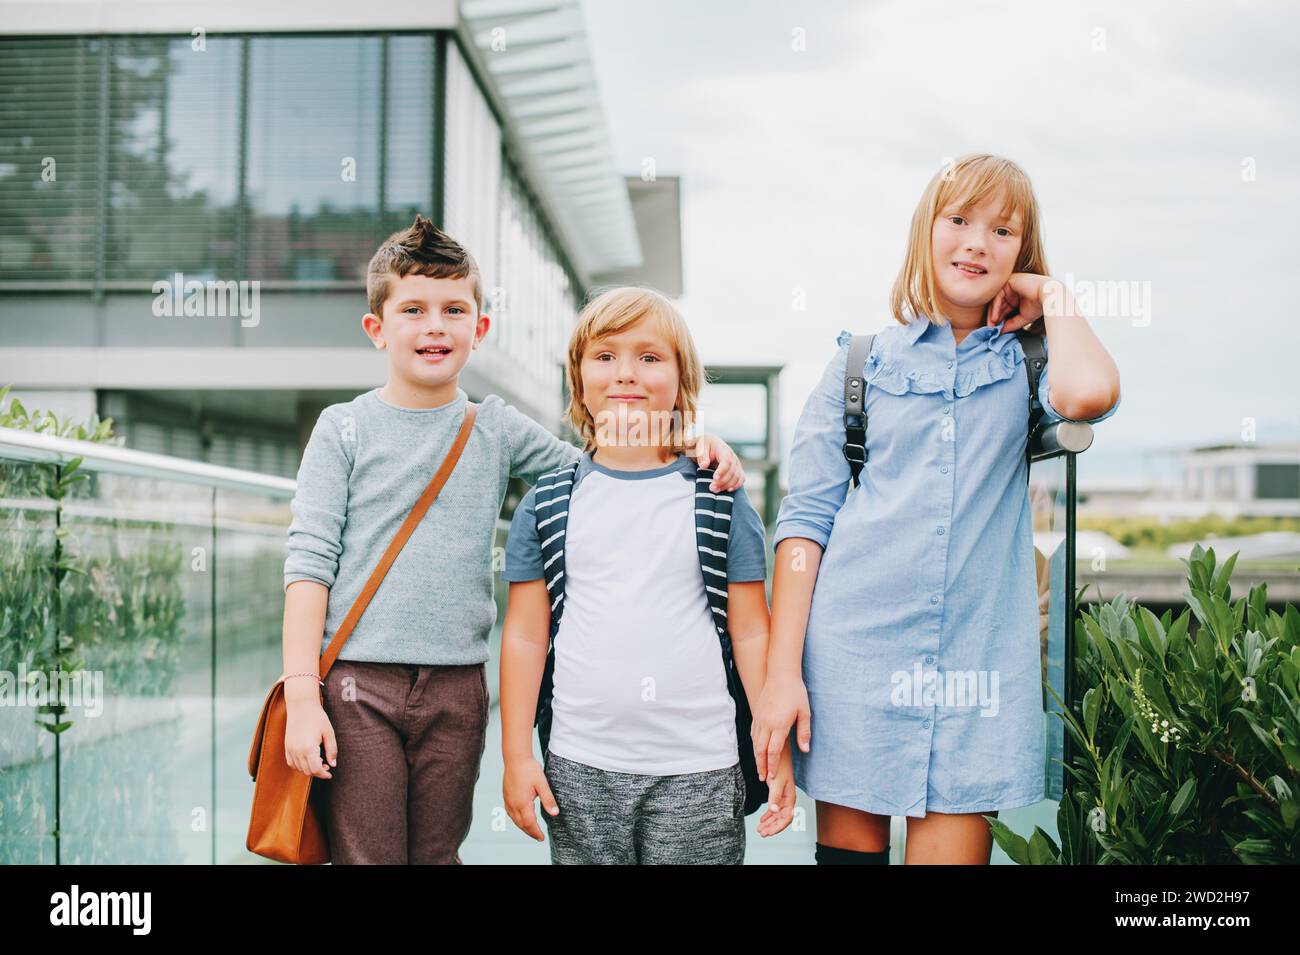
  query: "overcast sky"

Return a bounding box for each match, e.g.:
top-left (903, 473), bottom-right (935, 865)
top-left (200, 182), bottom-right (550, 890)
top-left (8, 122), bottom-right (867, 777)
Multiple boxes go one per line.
top-left (582, 0), bottom-right (1299, 481)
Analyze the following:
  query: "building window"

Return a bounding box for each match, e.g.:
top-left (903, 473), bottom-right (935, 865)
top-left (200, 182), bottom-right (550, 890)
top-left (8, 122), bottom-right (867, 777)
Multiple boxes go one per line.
top-left (245, 36), bottom-right (383, 282)
top-left (383, 35), bottom-right (436, 237)
top-left (497, 159), bottom-right (576, 400)
top-left (105, 36), bottom-right (243, 282)
top-left (443, 42), bottom-right (500, 293)
top-left (1, 32), bottom-right (440, 288)
top-left (0, 36), bottom-right (106, 282)
top-left (1256, 463), bottom-right (1300, 501)
top-left (1214, 465), bottom-right (1235, 500)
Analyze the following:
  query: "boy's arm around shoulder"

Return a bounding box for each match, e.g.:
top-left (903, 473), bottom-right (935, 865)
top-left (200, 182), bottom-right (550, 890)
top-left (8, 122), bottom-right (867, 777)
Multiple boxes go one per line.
top-left (498, 399), bottom-right (581, 487)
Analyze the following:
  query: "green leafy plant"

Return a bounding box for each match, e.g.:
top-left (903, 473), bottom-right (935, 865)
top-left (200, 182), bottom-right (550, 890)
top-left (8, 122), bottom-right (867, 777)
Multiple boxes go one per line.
top-left (990, 544), bottom-right (1300, 864)
top-left (1, 387), bottom-right (186, 862)
top-left (0, 386), bottom-right (117, 736)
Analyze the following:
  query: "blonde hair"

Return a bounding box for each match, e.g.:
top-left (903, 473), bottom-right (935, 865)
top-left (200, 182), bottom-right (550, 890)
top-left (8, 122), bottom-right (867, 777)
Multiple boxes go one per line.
top-left (564, 286), bottom-right (704, 454)
top-left (889, 153), bottom-right (1050, 329)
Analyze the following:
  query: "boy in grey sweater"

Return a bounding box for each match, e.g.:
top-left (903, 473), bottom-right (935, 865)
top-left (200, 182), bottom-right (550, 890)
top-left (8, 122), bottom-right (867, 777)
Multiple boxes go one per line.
top-left (279, 215), bottom-right (744, 864)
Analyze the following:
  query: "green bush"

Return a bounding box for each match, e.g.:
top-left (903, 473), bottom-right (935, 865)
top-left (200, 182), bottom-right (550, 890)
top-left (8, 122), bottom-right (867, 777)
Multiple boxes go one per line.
top-left (1079, 514), bottom-right (1300, 552)
top-left (990, 545), bottom-right (1300, 864)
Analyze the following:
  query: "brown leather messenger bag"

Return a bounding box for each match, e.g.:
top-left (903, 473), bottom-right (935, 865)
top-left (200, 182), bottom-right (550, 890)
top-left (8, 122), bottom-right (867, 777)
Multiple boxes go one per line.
top-left (245, 402), bottom-right (477, 864)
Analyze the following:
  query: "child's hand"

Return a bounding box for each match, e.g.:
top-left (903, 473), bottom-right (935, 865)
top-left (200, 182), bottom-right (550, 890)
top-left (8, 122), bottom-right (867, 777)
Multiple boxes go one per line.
top-left (503, 756), bottom-right (559, 841)
top-left (756, 747), bottom-right (796, 837)
top-left (751, 673), bottom-right (811, 781)
top-left (988, 272), bottom-right (1058, 335)
top-left (692, 433), bottom-right (746, 492)
top-left (284, 701), bottom-right (337, 779)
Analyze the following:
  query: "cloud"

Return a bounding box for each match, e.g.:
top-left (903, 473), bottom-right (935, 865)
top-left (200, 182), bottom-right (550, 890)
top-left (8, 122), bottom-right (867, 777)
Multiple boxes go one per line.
top-left (582, 0), bottom-right (1300, 463)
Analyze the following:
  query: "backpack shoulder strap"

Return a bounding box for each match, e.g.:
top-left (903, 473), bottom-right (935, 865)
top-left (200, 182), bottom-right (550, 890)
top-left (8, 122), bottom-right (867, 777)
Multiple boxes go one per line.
top-left (693, 466), bottom-right (771, 815)
top-left (1017, 329), bottom-right (1046, 420)
top-left (693, 468), bottom-right (733, 637)
top-left (531, 459), bottom-right (578, 752)
top-left (1017, 329), bottom-right (1047, 477)
top-left (533, 460), bottom-right (579, 625)
top-left (842, 334), bottom-right (876, 488)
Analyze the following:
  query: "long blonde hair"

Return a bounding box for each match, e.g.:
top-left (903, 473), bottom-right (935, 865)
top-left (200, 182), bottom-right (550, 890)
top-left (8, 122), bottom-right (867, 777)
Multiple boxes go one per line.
top-left (890, 154), bottom-right (1050, 329)
top-left (564, 286), bottom-right (704, 453)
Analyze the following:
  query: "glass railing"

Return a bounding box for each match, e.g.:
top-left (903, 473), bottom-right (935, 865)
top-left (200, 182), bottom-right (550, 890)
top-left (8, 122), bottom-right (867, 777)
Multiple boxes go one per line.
top-left (0, 425), bottom-right (516, 864)
top-left (0, 427), bottom-right (296, 863)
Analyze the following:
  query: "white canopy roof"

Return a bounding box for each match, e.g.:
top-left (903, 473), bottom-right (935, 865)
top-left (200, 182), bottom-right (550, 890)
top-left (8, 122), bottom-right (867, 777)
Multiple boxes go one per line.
top-left (460, 0), bottom-right (643, 277)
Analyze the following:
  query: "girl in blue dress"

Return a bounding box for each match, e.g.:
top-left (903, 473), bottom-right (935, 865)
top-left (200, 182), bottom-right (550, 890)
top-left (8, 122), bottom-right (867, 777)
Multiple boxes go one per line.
top-left (754, 154), bottom-right (1121, 864)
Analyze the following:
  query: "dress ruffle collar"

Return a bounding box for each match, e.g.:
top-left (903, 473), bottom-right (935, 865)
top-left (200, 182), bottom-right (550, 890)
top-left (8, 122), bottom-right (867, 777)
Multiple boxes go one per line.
top-left (837, 318), bottom-right (1024, 399)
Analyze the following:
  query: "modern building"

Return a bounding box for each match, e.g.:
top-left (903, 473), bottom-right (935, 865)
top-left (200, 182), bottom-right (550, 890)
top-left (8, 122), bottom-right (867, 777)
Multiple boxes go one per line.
top-left (0, 2), bottom-right (808, 867)
top-left (1179, 444), bottom-right (1300, 518)
top-left (1064, 444), bottom-right (1300, 519)
top-left (0, 0), bottom-right (682, 479)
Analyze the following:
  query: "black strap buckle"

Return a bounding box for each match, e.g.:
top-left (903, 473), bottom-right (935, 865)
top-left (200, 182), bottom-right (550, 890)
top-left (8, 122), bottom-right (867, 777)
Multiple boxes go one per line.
top-left (842, 443), bottom-right (867, 467)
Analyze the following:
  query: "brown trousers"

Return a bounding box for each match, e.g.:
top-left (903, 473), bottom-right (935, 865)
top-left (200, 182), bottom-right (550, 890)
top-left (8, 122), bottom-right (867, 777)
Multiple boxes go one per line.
top-left (319, 658), bottom-right (488, 864)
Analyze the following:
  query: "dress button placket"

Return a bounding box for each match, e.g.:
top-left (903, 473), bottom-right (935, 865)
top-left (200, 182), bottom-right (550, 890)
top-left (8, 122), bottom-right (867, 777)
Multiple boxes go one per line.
top-left (925, 369), bottom-right (954, 752)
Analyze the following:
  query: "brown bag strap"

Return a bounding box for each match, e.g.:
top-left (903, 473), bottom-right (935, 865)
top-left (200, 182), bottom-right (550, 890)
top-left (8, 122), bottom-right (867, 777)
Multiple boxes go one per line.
top-left (317, 401), bottom-right (477, 678)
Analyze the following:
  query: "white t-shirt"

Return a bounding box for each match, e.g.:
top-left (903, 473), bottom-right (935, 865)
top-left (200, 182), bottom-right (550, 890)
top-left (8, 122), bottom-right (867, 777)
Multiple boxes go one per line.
top-left (504, 452), bottom-right (767, 775)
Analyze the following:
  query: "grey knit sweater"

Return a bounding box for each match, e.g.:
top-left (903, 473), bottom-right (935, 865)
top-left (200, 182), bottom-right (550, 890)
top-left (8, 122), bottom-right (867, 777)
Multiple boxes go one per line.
top-left (284, 387), bottom-right (581, 665)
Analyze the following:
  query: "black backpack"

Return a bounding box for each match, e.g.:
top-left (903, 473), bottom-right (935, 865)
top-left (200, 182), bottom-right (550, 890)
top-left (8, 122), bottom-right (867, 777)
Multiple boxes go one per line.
top-left (530, 460), bottom-right (770, 816)
top-left (841, 330), bottom-right (1047, 487)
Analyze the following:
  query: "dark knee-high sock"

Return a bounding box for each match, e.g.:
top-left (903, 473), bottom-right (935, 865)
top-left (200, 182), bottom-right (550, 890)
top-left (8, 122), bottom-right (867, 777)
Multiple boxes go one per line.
top-left (815, 842), bottom-right (890, 864)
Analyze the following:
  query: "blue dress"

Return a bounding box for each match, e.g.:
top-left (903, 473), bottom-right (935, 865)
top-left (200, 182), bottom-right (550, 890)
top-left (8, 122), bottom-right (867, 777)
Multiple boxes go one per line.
top-left (774, 316), bottom-right (1119, 817)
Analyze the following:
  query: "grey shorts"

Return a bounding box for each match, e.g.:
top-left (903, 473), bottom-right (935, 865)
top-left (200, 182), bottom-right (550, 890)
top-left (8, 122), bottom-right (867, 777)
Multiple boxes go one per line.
top-left (542, 749), bottom-right (746, 865)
